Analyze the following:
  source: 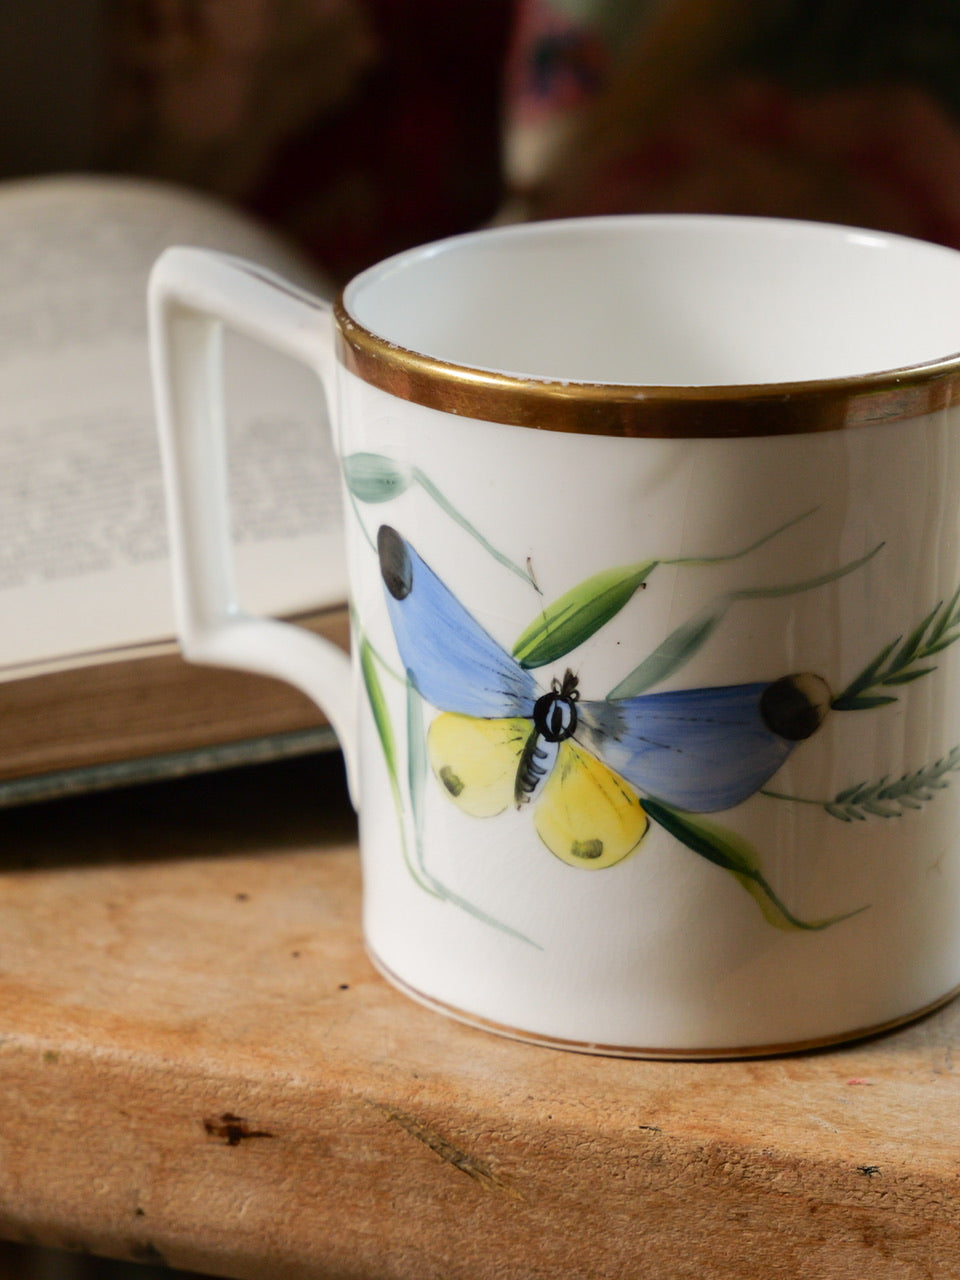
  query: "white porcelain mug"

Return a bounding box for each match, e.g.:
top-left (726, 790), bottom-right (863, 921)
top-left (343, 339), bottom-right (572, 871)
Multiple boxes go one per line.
top-left (149, 214), bottom-right (960, 1057)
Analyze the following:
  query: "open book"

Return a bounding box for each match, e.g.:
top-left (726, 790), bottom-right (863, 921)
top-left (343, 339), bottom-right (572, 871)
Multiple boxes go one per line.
top-left (0, 175), bottom-right (348, 804)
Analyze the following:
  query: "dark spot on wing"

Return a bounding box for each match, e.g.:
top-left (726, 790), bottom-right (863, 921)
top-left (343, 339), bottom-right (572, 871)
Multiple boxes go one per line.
top-left (439, 766), bottom-right (465, 797)
top-left (760, 673), bottom-right (832, 741)
top-left (570, 838), bottom-right (603, 860)
top-left (378, 525), bottom-right (412, 599)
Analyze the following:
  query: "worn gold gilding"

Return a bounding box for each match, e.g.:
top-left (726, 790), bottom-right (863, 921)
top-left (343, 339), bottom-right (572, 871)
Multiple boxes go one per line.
top-left (335, 301), bottom-right (960, 438)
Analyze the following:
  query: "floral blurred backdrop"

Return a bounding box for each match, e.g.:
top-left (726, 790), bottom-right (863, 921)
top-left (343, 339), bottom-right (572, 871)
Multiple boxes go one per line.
top-left (10, 0), bottom-right (951, 284)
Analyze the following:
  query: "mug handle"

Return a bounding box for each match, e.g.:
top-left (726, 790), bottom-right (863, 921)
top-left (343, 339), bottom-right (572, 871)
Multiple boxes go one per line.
top-left (148, 246), bottom-right (358, 802)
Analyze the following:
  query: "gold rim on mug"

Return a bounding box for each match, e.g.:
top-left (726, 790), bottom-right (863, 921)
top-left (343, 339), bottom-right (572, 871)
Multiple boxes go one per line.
top-left (368, 949), bottom-right (960, 1060)
top-left (335, 301), bottom-right (960, 438)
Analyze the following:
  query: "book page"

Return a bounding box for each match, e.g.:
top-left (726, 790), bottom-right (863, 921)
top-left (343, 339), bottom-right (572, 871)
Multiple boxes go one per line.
top-left (0, 176), bottom-right (347, 677)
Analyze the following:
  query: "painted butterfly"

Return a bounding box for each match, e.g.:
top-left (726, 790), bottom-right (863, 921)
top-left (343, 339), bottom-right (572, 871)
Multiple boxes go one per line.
top-left (377, 525), bottom-right (830, 870)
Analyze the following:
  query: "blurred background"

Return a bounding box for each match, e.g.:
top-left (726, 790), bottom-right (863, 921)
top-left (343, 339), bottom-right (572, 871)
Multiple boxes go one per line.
top-left (0, 0), bottom-right (958, 289)
top-left (1, 1), bottom-right (959, 1276)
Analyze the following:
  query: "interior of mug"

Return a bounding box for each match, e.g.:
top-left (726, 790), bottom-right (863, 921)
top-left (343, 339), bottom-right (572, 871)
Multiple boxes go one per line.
top-left (342, 215), bottom-right (960, 388)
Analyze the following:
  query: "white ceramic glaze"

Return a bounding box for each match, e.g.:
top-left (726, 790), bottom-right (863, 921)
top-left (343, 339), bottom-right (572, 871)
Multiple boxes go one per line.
top-left (344, 216), bottom-right (960, 385)
top-left (149, 216), bottom-right (960, 1056)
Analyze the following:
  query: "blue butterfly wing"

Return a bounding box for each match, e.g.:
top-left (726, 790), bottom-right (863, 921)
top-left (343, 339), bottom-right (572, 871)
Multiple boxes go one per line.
top-left (378, 525), bottom-right (538, 718)
top-left (577, 682), bottom-right (800, 813)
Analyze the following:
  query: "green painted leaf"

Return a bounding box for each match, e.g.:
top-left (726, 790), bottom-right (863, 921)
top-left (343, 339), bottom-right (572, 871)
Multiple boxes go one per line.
top-left (406, 679), bottom-right (428, 846)
top-left (360, 637), bottom-right (398, 779)
top-left (940, 584), bottom-right (960, 632)
top-left (923, 636), bottom-right (960, 657)
top-left (833, 578), bottom-right (960, 711)
top-left (642, 799), bottom-right (866, 931)
top-left (607, 601), bottom-right (723, 699)
top-left (880, 668), bottom-right (935, 686)
top-left (834, 637), bottom-right (900, 703)
top-left (830, 692), bottom-right (898, 711)
top-left (610, 543), bottom-right (884, 701)
top-left (513, 561), bottom-right (658, 669)
top-left (343, 452), bottom-right (413, 503)
top-left (892, 604), bottom-right (940, 667)
top-left (360, 638), bottom-right (447, 901)
top-left (835, 782), bottom-right (865, 803)
top-left (825, 803), bottom-right (854, 822)
top-left (861, 799), bottom-right (902, 818)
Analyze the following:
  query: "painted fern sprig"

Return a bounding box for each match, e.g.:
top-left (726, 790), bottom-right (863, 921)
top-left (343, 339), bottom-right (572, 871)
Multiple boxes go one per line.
top-left (832, 585), bottom-right (960, 711)
top-left (763, 745), bottom-right (960, 821)
top-left (826, 747), bottom-right (960, 821)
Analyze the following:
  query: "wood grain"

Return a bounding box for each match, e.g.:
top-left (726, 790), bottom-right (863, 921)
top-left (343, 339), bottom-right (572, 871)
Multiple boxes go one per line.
top-left (0, 754), bottom-right (957, 1280)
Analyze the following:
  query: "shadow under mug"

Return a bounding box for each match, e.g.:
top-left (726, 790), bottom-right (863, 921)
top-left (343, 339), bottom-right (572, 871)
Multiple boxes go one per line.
top-left (149, 214), bottom-right (960, 1058)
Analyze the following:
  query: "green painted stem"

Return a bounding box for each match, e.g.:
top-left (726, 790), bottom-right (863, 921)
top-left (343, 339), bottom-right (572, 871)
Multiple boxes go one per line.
top-left (412, 467), bottom-right (539, 589)
top-left (663, 505), bottom-right (819, 567)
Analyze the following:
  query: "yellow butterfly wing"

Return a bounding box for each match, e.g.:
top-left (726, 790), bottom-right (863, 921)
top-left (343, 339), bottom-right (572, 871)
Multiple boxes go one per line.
top-left (534, 739), bottom-right (649, 869)
top-left (428, 712), bottom-right (531, 817)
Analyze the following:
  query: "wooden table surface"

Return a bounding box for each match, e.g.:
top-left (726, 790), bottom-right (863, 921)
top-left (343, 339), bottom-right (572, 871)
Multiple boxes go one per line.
top-left (0, 751), bottom-right (958, 1280)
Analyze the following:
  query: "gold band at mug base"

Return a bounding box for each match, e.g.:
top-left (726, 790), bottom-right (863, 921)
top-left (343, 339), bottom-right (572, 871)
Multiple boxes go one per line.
top-left (367, 948), bottom-right (960, 1060)
top-left (335, 303), bottom-right (960, 438)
